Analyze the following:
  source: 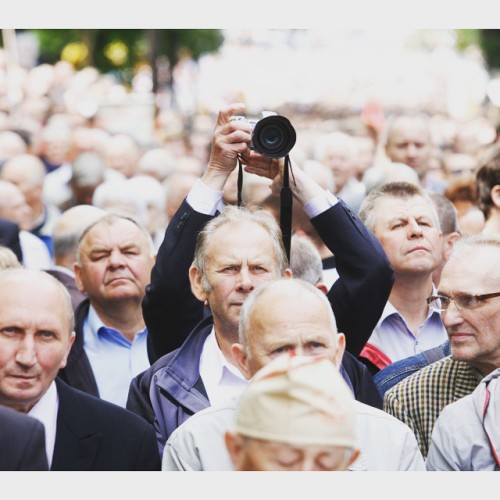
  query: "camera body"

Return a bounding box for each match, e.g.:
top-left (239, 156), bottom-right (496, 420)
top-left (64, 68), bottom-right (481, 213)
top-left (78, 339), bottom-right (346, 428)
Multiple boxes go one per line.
top-left (231, 111), bottom-right (296, 158)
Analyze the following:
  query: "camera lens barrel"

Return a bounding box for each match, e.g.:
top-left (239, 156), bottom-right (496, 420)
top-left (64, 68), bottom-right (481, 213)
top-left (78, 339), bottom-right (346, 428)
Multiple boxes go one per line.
top-left (252, 115), bottom-right (296, 158)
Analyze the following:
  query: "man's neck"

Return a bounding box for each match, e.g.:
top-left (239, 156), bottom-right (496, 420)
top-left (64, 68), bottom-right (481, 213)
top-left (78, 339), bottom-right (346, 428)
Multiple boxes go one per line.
top-left (91, 300), bottom-right (146, 342)
top-left (389, 274), bottom-right (435, 334)
top-left (212, 321), bottom-right (240, 367)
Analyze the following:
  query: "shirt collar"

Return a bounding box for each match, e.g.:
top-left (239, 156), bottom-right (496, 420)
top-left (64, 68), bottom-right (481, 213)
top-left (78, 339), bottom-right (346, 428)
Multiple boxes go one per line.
top-left (200, 329), bottom-right (246, 389)
top-left (87, 305), bottom-right (147, 346)
top-left (28, 380), bottom-right (58, 468)
top-left (378, 284), bottom-right (441, 327)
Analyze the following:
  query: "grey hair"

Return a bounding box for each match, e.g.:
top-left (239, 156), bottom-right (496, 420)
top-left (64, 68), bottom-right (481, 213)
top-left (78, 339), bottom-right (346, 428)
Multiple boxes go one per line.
top-left (289, 235), bottom-right (323, 286)
top-left (448, 233), bottom-right (500, 261)
top-left (238, 278), bottom-right (337, 354)
top-left (76, 213), bottom-right (156, 265)
top-left (192, 205), bottom-right (288, 293)
top-left (358, 181), bottom-right (441, 233)
top-left (428, 192), bottom-right (459, 235)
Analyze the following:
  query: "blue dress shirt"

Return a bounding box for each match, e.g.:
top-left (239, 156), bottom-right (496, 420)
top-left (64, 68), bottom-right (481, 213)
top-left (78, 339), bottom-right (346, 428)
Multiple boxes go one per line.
top-left (83, 306), bottom-right (150, 407)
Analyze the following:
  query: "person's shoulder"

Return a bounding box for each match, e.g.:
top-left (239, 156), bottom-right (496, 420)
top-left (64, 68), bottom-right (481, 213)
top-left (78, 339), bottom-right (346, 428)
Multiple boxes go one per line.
top-left (354, 400), bottom-right (413, 429)
top-left (168, 399), bottom-right (238, 442)
top-left (386, 355), bottom-right (456, 396)
top-left (0, 405), bottom-right (43, 433)
top-left (60, 382), bottom-right (152, 430)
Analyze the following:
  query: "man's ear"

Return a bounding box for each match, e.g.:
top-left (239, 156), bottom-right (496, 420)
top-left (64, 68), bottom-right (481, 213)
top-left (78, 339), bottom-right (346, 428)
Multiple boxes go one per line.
top-left (443, 231), bottom-right (461, 260)
top-left (231, 343), bottom-right (252, 380)
top-left (73, 263), bottom-right (86, 293)
top-left (60, 332), bottom-right (76, 369)
top-left (315, 281), bottom-right (329, 295)
top-left (189, 265), bottom-right (208, 302)
top-left (491, 185), bottom-right (500, 209)
top-left (283, 268), bottom-right (293, 279)
top-left (334, 333), bottom-right (346, 368)
top-left (224, 431), bottom-right (244, 470)
top-left (347, 448), bottom-right (360, 468)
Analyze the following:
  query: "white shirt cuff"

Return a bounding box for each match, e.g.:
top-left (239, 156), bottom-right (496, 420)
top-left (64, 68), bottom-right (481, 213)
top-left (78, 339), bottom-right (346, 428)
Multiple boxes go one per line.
top-left (303, 190), bottom-right (339, 218)
top-left (186, 179), bottom-right (224, 215)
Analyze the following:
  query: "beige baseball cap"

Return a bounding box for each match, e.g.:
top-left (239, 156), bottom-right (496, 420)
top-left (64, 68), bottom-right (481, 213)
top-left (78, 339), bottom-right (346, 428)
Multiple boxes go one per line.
top-left (235, 354), bottom-right (356, 448)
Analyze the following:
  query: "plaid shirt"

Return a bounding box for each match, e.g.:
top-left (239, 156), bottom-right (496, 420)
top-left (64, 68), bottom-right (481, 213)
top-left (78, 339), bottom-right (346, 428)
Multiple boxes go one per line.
top-left (383, 355), bottom-right (481, 457)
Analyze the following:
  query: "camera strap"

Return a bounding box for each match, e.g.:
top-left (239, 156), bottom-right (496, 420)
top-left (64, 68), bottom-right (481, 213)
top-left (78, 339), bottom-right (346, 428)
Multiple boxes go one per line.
top-left (280, 155), bottom-right (293, 264)
top-left (236, 155), bottom-right (294, 264)
top-left (237, 159), bottom-right (244, 207)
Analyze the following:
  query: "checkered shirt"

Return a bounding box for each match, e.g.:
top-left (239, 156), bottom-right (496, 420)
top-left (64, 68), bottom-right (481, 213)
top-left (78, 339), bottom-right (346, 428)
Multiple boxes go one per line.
top-left (383, 355), bottom-right (480, 457)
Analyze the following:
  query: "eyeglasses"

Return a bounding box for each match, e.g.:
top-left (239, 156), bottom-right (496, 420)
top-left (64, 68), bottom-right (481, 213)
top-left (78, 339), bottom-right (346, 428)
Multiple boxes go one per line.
top-left (427, 292), bottom-right (500, 312)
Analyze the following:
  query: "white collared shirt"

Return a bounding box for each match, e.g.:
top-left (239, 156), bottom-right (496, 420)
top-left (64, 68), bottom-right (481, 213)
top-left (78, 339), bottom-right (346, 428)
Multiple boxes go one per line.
top-left (28, 381), bottom-right (59, 469)
top-left (199, 329), bottom-right (248, 407)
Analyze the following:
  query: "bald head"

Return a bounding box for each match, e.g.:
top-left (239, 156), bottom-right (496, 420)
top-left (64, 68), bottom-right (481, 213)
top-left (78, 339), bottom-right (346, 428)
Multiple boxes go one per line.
top-left (234, 279), bottom-right (344, 380)
top-left (1, 154), bottom-right (46, 187)
top-left (0, 269), bottom-right (74, 333)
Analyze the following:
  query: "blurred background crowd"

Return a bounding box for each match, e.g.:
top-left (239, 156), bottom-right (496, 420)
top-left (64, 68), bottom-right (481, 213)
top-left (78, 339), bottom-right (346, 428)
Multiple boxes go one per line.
top-left (0, 28), bottom-right (500, 264)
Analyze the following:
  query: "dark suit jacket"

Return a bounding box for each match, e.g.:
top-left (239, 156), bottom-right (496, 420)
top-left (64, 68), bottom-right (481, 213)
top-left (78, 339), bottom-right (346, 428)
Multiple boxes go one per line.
top-left (45, 268), bottom-right (87, 312)
top-left (57, 300), bottom-right (99, 397)
top-left (52, 379), bottom-right (160, 471)
top-left (0, 217), bottom-right (23, 264)
top-left (0, 405), bottom-right (48, 471)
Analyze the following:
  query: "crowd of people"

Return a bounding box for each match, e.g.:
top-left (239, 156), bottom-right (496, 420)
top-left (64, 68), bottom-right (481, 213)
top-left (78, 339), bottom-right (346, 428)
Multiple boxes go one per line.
top-left (1, 52), bottom-right (500, 472)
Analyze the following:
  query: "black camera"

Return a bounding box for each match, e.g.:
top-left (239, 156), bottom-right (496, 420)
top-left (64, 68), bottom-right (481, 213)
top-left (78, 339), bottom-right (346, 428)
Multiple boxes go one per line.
top-left (231, 112), bottom-right (296, 158)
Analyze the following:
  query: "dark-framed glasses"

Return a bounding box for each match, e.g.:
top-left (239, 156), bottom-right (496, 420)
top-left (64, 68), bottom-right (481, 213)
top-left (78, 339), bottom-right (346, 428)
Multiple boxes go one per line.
top-left (426, 292), bottom-right (500, 312)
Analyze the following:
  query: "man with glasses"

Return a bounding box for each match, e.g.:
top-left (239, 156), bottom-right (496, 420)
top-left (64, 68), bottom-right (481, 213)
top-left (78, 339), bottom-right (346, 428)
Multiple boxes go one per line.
top-left (384, 234), bottom-right (500, 458)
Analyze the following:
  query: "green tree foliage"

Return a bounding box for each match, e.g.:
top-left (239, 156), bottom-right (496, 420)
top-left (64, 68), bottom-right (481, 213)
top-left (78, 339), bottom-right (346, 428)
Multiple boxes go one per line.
top-left (29, 29), bottom-right (224, 82)
top-left (478, 30), bottom-right (500, 69)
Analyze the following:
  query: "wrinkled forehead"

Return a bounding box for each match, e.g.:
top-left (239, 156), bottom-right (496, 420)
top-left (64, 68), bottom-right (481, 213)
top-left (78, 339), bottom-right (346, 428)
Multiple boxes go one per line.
top-left (442, 246), bottom-right (500, 288)
top-left (207, 221), bottom-right (276, 257)
top-left (376, 195), bottom-right (437, 222)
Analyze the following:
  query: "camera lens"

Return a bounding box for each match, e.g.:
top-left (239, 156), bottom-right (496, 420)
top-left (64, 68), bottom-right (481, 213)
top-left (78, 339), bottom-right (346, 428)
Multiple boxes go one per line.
top-left (252, 116), bottom-right (296, 158)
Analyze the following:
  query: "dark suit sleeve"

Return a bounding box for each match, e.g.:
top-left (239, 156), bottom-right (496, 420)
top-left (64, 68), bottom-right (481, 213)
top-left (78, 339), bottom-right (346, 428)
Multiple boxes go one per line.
top-left (143, 199), bottom-right (214, 363)
top-left (311, 200), bottom-right (394, 357)
top-left (133, 423), bottom-right (161, 471)
top-left (0, 218), bottom-right (23, 264)
top-left (20, 418), bottom-right (49, 471)
top-left (0, 408), bottom-right (48, 471)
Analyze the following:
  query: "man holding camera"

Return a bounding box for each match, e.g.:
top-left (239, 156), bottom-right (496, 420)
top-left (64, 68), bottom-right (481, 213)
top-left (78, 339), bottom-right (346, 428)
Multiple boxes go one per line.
top-left (127, 103), bottom-right (393, 451)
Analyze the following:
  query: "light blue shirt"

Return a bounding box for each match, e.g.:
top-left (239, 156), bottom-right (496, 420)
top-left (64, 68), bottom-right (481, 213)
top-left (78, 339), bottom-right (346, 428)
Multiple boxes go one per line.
top-left (83, 306), bottom-right (150, 407)
top-left (365, 299), bottom-right (447, 365)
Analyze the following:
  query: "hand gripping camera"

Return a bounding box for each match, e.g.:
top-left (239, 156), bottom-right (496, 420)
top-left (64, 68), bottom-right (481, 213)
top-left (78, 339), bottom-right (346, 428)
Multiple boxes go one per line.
top-left (231, 111), bottom-right (296, 158)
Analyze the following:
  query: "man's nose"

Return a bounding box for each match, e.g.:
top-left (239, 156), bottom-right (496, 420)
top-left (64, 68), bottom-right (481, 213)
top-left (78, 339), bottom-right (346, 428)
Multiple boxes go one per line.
top-left (406, 144), bottom-right (418, 157)
top-left (442, 300), bottom-right (464, 328)
top-left (236, 268), bottom-right (254, 291)
top-left (15, 336), bottom-right (37, 367)
top-left (407, 219), bottom-right (423, 237)
top-left (108, 250), bottom-right (126, 267)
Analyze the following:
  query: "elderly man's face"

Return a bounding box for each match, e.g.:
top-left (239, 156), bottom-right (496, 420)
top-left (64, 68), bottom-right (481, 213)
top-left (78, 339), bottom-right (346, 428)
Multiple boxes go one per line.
top-left (439, 246), bottom-right (500, 375)
top-left (235, 287), bottom-right (344, 379)
top-left (373, 195), bottom-right (442, 277)
top-left (190, 221), bottom-right (285, 336)
top-left (0, 276), bottom-right (75, 413)
top-left (75, 218), bottom-right (155, 307)
top-left (0, 187), bottom-right (33, 230)
top-left (385, 117), bottom-right (432, 176)
top-left (228, 437), bottom-right (354, 471)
